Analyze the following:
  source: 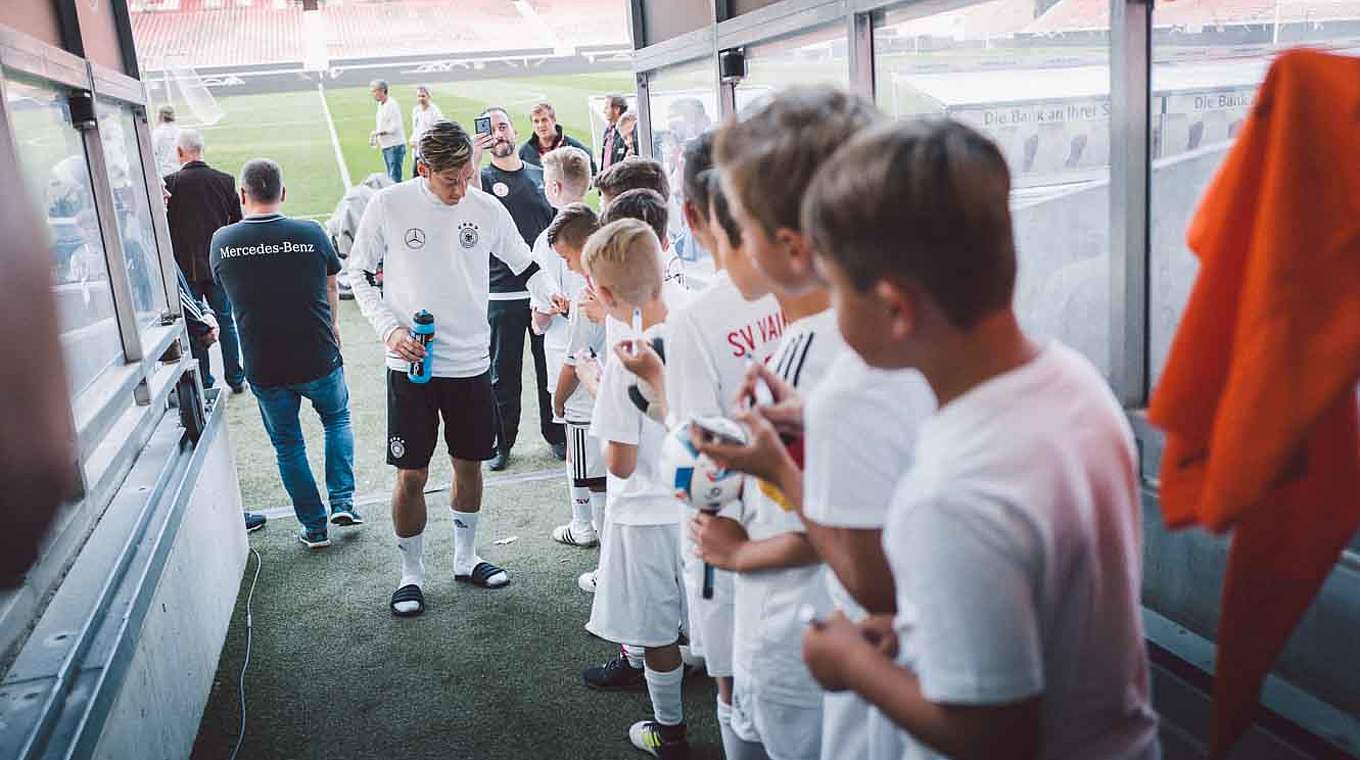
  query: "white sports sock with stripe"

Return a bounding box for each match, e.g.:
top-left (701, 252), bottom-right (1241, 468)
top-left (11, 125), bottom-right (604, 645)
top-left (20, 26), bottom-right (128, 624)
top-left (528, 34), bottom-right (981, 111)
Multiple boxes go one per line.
top-left (394, 532), bottom-right (425, 614)
top-left (589, 490), bottom-right (606, 535)
top-left (570, 486), bottom-right (593, 535)
top-left (451, 509), bottom-right (479, 575)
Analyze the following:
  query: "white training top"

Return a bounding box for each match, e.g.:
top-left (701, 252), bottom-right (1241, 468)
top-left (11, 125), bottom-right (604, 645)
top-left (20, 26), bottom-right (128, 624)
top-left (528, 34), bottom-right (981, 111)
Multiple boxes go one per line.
top-left (375, 97), bottom-right (405, 149)
top-left (348, 178), bottom-right (552, 378)
top-left (410, 102), bottom-right (446, 148)
top-left (663, 269), bottom-right (784, 426)
top-left (802, 351), bottom-right (935, 621)
top-left (561, 291), bottom-right (606, 424)
top-left (151, 123), bottom-right (180, 178)
top-left (530, 228), bottom-right (580, 387)
top-left (884, 342), bottom-right (1159, 759)
top-left (590, 321), bottom-right (680, 527)
top-left (732, 308), bottom-right (844, 709)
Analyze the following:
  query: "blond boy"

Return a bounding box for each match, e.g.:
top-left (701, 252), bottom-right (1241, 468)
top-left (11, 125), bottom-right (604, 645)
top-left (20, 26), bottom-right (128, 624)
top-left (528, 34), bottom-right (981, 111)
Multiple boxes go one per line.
top-left (581, 219), bottom-right (692, 758)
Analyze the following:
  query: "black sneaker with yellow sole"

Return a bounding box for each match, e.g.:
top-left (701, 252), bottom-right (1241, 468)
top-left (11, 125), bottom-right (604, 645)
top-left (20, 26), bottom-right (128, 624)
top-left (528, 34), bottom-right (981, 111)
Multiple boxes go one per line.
top-left (629, 721), bottom-right (690, 759)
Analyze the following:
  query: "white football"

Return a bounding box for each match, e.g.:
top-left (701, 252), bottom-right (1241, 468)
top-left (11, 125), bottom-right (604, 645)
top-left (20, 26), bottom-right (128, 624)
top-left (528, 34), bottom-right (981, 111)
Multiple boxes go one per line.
top-left (660, 418), bottom-right (747, 511)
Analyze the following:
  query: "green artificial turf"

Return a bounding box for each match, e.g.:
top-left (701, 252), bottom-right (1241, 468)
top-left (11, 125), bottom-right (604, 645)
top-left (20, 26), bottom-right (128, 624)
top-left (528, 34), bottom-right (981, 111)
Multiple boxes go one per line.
top-left (192, 70), bottom-right (632, 221)
top-left (191, 476), bottom-right (722, 760)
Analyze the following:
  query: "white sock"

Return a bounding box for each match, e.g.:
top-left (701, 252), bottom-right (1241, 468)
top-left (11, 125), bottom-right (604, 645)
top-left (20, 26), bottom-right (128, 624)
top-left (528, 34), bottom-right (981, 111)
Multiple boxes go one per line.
top-left (451, 508), bottom-right (479, 574)
top-left (570, 486), bottom-right (594, 534)
top-left (623, 644), bottom-right (644, 669)
top-left (717, 698), bottom-right (772, 760)
top-left (589, 490), bottom-right (606, 535)
top-left (395, 533), bottom-right (425, 615)
top-left (644, 664), bottom-right (685, 726)
top-left (716, 696), bottom-right (732, 726)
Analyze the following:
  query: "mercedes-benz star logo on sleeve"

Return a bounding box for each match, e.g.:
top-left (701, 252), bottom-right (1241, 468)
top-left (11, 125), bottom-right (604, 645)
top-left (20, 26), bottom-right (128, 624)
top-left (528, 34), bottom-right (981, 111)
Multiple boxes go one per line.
top-left (404, 228), bottom-right (426, 249)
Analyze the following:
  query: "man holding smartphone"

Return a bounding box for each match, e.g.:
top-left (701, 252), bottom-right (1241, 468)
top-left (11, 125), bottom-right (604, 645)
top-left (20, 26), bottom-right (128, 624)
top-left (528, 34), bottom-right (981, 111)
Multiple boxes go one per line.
top-left (478, 107), bottom-right (566, 470)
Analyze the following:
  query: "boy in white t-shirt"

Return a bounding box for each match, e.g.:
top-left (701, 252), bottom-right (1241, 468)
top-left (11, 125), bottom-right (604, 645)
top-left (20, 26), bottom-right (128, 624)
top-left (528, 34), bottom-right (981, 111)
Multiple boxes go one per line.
top-left (581, 219), bottom-right (692, 759)
top-left (686, 86), bottom-right (883, 760)
top-left (543, 203), bottom-right (607, 550)
top-left (798, 121), bottom-right (1159, 759)
top-left (528, 147), bottom-right (603, 548)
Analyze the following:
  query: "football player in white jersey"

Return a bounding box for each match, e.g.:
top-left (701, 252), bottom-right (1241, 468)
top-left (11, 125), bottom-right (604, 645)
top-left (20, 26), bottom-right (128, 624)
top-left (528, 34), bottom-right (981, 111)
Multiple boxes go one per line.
top-left (349, 121), bottom-right (562, 618)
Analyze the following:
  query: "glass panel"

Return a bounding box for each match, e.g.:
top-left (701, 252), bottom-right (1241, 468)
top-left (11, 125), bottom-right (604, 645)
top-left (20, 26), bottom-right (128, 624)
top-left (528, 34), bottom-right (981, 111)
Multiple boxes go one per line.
top-left (98, 98), bottom-right (169, 326)
top-left (647, 58), bottom-right (719, 272)
top-left (874, 1), bottom-right (1113, 378)
top-left (1149, 23), bottom-right (1360, 384)
top-left (738, 23), bottom-right (850, 114)
top-left (5, 74), bottom-right (125, 397)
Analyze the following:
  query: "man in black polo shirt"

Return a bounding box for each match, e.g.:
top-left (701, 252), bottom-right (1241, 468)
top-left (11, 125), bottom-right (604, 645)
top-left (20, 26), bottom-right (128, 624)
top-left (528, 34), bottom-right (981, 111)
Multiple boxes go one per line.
top-left (210, 159), bottom-right (359, 549)
top-left (480, 107), bottom-right (566, 469)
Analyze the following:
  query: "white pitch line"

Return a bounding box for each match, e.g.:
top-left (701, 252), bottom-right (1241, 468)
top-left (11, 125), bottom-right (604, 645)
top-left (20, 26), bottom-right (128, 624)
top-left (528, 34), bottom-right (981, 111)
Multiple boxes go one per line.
top-left (316, 81), bottom-right (353, 189)
top-left (253, 466), bottom-right (563, 520)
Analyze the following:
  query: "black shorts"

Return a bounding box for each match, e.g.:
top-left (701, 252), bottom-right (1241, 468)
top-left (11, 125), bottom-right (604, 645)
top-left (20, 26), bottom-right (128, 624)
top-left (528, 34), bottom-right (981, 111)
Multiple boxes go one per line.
top-left (387, 370), bottom-right (497, 468)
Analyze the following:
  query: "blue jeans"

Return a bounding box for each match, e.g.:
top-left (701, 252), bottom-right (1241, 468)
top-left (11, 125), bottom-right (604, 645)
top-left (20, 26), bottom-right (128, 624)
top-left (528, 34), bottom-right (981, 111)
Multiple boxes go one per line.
top-left (382, 144), bottom-right (406, 183)
top-left (251, 366), bottom-right (355, 532)
top-left (189, 279), bottom-right (245, 388)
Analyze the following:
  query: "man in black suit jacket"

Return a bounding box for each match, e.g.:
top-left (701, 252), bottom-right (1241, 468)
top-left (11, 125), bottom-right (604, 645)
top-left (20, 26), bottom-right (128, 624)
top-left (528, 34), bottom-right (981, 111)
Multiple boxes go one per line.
top-left (163, 128), bottom-right (245, 392)
top-left (598, 94), bottom-right (634, 173)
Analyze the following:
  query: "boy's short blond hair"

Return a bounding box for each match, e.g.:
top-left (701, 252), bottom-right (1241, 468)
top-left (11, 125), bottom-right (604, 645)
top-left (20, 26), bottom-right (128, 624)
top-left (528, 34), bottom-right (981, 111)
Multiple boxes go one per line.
top-left (583, 218), bottom-right (662, 307)
top-left (541, 146), bottom-right (592, 194)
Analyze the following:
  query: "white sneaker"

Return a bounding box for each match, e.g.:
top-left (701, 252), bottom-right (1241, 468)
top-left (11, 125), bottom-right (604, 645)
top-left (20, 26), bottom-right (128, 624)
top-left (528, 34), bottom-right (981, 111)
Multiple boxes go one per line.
top-left (577, 569), bottom-right (598, 594)
top-left (552, 523), bottom-right (599, 548)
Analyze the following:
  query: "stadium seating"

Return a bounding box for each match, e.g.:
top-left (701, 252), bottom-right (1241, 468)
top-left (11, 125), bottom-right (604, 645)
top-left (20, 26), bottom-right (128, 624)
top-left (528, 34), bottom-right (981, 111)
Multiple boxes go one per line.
top-left (130, 0), bottom-right (630, 70)
top-left (1026, 0), bottom-right (1360, 32)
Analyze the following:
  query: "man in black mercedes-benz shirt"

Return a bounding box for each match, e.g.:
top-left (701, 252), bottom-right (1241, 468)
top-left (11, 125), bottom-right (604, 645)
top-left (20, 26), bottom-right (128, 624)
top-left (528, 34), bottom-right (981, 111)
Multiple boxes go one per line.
top-left (480, 107), bottom-right (566, 469)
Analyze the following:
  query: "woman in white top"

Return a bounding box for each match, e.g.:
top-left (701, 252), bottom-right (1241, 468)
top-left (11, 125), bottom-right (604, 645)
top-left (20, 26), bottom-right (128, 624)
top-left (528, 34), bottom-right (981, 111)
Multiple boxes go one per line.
top-left (409, 85), bottom-right (446, 165)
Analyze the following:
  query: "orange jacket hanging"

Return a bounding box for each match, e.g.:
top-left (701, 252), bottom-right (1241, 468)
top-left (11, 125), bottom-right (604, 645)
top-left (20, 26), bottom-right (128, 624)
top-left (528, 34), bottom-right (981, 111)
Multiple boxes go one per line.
top-left (1147, 48), bottom-right (1360, 756)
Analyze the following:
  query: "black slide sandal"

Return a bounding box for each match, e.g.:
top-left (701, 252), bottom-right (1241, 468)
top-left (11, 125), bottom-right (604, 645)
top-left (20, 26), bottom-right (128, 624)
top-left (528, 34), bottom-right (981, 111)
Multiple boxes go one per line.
top-left (390, 584), bottom-right (425, 617)
top-left (455, 561), bottom-right (509, 589)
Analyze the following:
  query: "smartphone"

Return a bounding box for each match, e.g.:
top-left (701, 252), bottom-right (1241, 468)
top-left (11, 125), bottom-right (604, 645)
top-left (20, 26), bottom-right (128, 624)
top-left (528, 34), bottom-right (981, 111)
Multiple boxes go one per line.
top-left (474, 116), bottom-right (492, 136)
top-left (691, 415), bottom-right (747, 447)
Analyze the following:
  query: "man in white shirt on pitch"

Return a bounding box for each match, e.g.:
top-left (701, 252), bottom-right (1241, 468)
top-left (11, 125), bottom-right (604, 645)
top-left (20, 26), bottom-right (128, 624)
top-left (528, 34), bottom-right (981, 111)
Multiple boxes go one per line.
top-left (408, 84), bottom-right (444, 167)
top-left (151, 105), bottom-right (181, 179)
top-left (370, 79), bottom-right (406, 184)
top-left (349, 120), bottom-right (564, 618)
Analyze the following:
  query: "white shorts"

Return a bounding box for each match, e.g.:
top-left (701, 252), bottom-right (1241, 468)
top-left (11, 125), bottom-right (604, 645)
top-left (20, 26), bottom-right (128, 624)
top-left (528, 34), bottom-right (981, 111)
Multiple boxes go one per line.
top-left (586, 522), bottom-right (687, 648)
top-left (566, 421), bottom-right (605, 487)
top-left (821, 691), bottom-right (871, 760)
top-left (730, 682), bottom-right (822, 760)
top-left (866, 705), bottom-right (911, 760)
top-left (681, 519), bottom-right (736, 677)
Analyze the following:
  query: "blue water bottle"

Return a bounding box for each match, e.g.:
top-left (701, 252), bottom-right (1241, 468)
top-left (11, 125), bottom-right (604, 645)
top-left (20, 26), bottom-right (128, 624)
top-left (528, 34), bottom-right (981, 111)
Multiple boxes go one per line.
top-left (408, 310), bottom-right (435, 384)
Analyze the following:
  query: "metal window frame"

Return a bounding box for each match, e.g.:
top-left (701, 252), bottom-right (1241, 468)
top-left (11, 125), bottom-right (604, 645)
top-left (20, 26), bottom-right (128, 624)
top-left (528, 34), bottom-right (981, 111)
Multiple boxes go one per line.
top-left (716, 0), bottom-right (849, 50)
top-left (0, 20), bottom-right (194, 671)
top-left (1110, 0), bottom-right (1152, 408)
